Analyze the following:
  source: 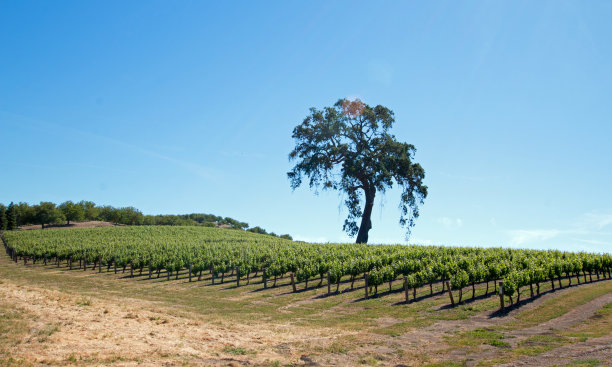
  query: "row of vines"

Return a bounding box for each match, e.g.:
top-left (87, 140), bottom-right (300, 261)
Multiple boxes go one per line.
top-left (2, 226), bottom-right (611, 310)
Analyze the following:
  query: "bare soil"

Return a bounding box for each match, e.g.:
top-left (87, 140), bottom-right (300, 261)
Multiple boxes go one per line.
top-left (18, 221), bottom-right (119, 231)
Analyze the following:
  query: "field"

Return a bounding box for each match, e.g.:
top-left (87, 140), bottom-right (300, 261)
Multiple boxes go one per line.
top-left (0, 226), bottom-right (611, 366)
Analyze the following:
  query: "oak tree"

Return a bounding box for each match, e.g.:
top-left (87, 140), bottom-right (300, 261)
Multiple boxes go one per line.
top-left (34, 202), bottom-right (65, 229)
top-left (59, 200), bottom-right (85, 225)
top-left (288, 98), bottom-right (427, 243)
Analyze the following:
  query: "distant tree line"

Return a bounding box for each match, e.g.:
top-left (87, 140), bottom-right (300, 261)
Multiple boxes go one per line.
top-left (0, 201), bottom-right (292, 240)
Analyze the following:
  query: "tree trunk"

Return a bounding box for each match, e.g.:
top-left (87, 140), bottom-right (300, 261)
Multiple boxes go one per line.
top-left (446, 281), bottom-right (454, 306)
top-left (290, 273), bottom-right (296, 292)
top-left (355, 189), bottom-right (375, 244)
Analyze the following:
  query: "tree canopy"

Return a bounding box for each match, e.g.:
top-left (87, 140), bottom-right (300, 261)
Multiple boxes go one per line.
top-left (6, 202), bottom-right (18, 230)
top-left (288, 98), bottom-right (427, 243)
top-left (0, 204), bottom-right (7, 231)
top-left (35, 202), bottom-right (65, 229)
top-left (59, 201), bottom-right (85, 225)
top-left (0, 200), bottom-right (290, 238)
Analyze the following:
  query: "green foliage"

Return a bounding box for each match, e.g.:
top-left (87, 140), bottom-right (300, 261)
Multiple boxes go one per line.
top-left (78, 201), bottom-right (99, 221)
top-left (449, 328), bottom-right (508, 348)
top-left (247, 226), bottom-right (269, 235)
top-left (328, 261), bottom-right (344, 284)
top-left (59, 201), bottom-right (85, 224)
top-left (4, 227), bottom-right (609, 311)
top-left (15, 202), bottom-right (36, 226)
top-left (6, 202), bottom-right (18, 230)
top-left (219, 217), bottom-right (248, 230)
top-left (404, 273), bottom-right (419, 289)
top-left (2, 199), bottom-right (282, 235)
top-left (222, 345), bottom-right (248, 355)
top-left (0, 204), bottom-right (7, 231)
top-left (288, 98), bottom-right (427, 243)
top-left (451, 270), bottom-right (469, 290)
top-left (34, 202), bottom-right (64, 229)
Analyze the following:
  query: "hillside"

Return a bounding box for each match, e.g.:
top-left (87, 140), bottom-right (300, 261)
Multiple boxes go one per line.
top-left (17, 220), bottom-right (118, 231)
top-left (0, 227), bottom-right (610, 366)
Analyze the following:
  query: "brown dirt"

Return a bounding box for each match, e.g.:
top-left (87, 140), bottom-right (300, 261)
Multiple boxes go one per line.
top-left (19, 221), bottom-right (236, 231)
top-left (398, 282), bottom-right (608, 341)
top-left (506, 291), bottom-right (612, 340)
top-left (498, 336), bottom-right (612, 367)
top-left (395, 282), bottom-right (612, 366)
top-left (18, 221), bottom-right (119, 231)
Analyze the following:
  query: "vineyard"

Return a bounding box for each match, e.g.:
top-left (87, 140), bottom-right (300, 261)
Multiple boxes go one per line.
top-left (2, 226), bottom-right (611, 311)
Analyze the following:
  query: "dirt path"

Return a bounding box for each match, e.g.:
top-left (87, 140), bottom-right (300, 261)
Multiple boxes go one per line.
top-left (507, 291), bottom-right (612, 340)
top-left (399, 282), bottom-right (610, 342)
top-left (394, 283), bottom-right (612, 366)
top-left (498, 335), bottom-right (612, 367)
top-left (0, 279), bottom-right (346, 366)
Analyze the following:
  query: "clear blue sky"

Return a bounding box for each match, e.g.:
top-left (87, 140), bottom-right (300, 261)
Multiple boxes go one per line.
top-left (1, 1), bottom-right (611, 253)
